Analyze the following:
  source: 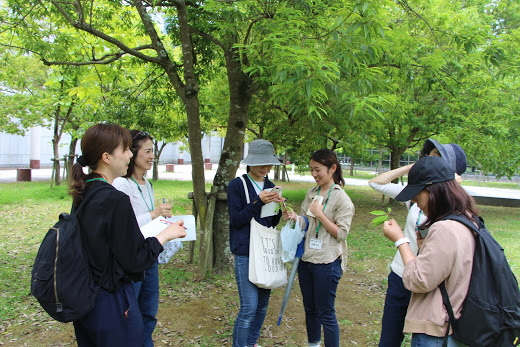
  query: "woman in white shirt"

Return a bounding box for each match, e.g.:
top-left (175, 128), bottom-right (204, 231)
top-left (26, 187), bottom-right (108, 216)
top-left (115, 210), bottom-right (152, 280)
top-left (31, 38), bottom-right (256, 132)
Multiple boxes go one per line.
top-left (113, 130), bottom-right (182, 347)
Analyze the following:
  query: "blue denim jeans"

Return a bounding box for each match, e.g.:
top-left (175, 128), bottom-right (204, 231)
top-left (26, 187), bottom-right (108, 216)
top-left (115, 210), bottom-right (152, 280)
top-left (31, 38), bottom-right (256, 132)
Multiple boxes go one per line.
top-left (132, 261), bottom-right (159, 347)
top-left (412, 333), bottom-right (467, 347)
top-left (233, 255), bottom-right (271, 347)
top-left (298, 258), bottom-right (342, 347)
top-left (379, 271), bottom-right (412, 347)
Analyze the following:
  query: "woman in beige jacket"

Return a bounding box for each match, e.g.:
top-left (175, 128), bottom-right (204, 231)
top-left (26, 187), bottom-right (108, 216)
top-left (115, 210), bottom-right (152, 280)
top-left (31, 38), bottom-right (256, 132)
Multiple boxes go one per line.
top-left (382, 156), bottom-right (479, 347)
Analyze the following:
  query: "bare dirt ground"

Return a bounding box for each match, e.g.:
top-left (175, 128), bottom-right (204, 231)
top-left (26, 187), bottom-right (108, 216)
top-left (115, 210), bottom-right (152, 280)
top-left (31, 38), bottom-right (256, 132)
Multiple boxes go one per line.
top-left (1, 241), bottom-right (389, 347)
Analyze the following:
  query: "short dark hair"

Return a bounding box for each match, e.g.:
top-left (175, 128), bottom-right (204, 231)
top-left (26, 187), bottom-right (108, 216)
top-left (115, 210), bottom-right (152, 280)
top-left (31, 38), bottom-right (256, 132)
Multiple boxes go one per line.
top-left (125, 130), bottom-right (154, 178)
top-left (422, 180), bottom-right (479, 228)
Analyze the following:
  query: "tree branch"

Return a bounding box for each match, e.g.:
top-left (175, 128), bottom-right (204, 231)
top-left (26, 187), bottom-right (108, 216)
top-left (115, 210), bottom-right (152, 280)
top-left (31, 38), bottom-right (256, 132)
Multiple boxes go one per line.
top-left (41, 46), bottom-right (154, 66)
top-left (50, 0), bottom-right (161, 64)
top-left (0, 2), bottom-right (40, 35)
top-left (188, 26), bottom-right (223, 48)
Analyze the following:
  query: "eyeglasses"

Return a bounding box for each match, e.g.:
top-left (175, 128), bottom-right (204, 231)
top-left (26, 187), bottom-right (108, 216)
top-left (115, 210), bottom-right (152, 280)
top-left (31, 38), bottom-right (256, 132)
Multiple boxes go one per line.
top-left (132, 131), bottom-right (150, 140)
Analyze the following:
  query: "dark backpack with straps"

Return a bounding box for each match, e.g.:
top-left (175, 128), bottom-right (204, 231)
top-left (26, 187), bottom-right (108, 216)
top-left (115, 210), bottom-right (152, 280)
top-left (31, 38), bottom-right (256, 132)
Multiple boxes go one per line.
top-left (440, 214), bottom-right (520, 347)
top-left (30, 186), bottom-right (107, 322)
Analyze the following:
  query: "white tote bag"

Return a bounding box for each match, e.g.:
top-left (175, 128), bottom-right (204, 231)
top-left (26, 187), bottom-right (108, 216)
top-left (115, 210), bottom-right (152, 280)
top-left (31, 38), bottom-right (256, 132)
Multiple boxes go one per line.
top-left (248, 218), bottom-right (287, 289)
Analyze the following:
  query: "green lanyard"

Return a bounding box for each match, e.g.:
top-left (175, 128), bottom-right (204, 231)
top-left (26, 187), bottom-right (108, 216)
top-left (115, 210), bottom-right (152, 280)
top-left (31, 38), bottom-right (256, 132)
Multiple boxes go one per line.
top-left (130, 177), bottom-right (154, 212)
top-left (246, 174), bottom-right (263, 192)
top-left (314, 184), bottom-right (335, 238)
top-left (86, 178), bottom-right (107, 183)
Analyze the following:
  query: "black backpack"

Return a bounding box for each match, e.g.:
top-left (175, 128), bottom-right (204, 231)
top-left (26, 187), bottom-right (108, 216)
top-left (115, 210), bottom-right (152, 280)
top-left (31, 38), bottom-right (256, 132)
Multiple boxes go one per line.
top-left (440, 214), bottom-right (520, 347)
top-left (31, 186), bottom-right (107, 322)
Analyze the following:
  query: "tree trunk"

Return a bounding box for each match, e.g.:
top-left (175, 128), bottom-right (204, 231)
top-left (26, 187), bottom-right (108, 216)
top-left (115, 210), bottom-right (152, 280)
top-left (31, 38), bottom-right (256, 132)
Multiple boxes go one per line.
top-left (52, 141), bottom-right (61, 186)
top-left (211, 45), bottom-right (254, 273)
top-left (67, 138), bottom-right (78, 183)
top-left (52, 109), bottom-right (62, 187)
top-left (161, 2), bottom-right (209, 277)
top-left (389, 146), bottom-right (407, 184)
top-left (152, 142), bottom-right (167, 181)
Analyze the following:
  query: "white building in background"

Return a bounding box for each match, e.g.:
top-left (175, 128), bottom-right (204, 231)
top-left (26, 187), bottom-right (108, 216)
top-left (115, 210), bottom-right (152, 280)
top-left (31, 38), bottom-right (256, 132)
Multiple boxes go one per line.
top-left (0, 126), bottom-right (224, 168)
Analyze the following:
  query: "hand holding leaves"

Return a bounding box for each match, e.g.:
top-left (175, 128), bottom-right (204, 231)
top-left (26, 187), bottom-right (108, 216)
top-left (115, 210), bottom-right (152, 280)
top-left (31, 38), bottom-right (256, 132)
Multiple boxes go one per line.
top-left (369, 207), bottom-right (392, 226)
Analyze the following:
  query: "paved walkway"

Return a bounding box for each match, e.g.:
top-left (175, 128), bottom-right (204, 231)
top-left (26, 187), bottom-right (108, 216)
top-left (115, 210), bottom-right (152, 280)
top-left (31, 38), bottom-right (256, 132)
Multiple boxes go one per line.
top-left (1, 164), bottom-right (518, 206)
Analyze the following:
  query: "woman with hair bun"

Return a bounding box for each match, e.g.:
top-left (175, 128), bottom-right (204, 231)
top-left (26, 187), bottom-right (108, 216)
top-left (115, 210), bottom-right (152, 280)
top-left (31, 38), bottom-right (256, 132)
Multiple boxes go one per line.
top-left (69, 123), bottom-right (186, 347)
top-left (284, 149), bottom-right (355, 347)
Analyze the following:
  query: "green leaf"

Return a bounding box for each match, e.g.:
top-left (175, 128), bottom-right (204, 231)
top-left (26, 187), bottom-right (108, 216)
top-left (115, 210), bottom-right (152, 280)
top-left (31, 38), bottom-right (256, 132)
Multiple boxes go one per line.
top-left (370, 215), bottom-right (388, 226)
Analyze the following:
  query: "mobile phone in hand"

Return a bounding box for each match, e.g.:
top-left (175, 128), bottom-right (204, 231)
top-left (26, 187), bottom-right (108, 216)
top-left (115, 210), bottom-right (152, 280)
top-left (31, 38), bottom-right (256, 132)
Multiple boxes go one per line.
top-left (270, 186), bottom-right (282, 194)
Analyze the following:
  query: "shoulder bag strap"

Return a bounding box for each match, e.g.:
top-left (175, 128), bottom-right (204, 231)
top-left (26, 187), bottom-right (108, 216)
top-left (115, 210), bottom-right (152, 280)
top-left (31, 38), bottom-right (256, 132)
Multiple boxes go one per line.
top-left (72, 184), bottom-right (108, 216)
top-left (438, 213), bottom-right (481, 347)
top-left (73, 184), bottom-right (111, 286)
top-left (239, 175), bottom-right (250, 204)
top-left (442, 213), bottom-right (481, 234)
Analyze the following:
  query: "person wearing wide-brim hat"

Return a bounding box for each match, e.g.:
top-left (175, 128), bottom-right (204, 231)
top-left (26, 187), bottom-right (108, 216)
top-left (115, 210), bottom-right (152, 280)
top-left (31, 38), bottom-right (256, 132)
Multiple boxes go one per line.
top-left (382, 156), bottom-right (479, 347)
top-left (228, 139), bottom-right (284, 347)
top-left (421, 139), bottom-right (467, 175)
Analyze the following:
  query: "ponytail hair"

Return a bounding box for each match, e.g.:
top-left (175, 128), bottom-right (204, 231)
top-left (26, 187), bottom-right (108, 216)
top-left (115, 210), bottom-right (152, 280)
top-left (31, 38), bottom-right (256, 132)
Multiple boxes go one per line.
top-left (310, 149), bottom-right (345, 186)
top-left (69, 124), bottom-right (132, 206)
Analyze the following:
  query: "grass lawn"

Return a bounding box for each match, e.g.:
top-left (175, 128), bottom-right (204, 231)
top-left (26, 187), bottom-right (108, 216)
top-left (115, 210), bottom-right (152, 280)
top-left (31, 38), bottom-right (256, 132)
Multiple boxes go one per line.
top-left (0, 179), bottom-right (518, 346)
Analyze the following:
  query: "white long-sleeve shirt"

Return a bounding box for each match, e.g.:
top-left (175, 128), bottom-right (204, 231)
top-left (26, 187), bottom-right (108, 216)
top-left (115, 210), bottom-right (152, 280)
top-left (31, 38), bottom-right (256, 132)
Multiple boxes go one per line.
top-left (369, 181), bottom-right (426, 277)
top-left (113, 176), bottom-right (182, 264)
top-left (113, 177), bottom-right (154, 227)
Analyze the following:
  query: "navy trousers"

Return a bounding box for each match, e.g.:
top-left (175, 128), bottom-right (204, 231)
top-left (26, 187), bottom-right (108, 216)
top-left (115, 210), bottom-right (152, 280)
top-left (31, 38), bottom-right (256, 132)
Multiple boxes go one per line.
top-left (73, 282), bottom-right (143, 347)
top-left (379, 271), bottom-right (412, 347)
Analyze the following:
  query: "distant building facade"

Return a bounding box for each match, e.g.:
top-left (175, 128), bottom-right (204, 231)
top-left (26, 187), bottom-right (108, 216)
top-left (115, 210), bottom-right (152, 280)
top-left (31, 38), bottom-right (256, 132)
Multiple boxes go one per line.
top-left (0, 126), bottom-right (224, 168)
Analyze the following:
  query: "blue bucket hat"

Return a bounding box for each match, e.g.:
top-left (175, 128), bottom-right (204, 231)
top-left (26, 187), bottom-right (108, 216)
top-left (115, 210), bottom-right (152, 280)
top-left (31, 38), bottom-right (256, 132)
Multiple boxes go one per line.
top-left (422, 139), bottom-right (467, 175)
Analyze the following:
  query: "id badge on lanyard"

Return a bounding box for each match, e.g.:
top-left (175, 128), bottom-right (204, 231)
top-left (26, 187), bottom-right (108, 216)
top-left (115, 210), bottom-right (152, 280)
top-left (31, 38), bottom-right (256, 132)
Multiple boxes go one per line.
top-left (309, 238), bottom-right (323, 250)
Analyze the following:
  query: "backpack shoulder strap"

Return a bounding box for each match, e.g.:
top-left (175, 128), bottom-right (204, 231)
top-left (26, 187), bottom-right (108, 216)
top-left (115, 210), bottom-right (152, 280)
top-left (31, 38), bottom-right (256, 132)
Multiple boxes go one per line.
top-left (442, 213), bottom-right (482, 235)
top-left (239, 175), bottom-right (250, 204)
top-left (71, 184), bottom-right (110, 216)
top-left (440, 281), bottom-right (455, 347)
top-left (439, 213), bottom-right (482, 347)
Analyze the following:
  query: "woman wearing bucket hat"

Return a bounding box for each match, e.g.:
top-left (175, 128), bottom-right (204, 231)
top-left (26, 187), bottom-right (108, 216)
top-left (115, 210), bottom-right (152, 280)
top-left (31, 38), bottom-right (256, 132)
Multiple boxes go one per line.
top-left (228, 139), bottom-right (284, 347)
top-left (369, 139), bottom-right (468, 347)
top-left (381, 156), bottom-right (479, 347)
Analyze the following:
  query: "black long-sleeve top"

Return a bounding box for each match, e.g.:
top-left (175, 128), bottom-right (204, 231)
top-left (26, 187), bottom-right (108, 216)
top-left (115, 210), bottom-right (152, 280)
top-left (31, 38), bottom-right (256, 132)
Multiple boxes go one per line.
top-left (77, 181), bottom-right (163, 292)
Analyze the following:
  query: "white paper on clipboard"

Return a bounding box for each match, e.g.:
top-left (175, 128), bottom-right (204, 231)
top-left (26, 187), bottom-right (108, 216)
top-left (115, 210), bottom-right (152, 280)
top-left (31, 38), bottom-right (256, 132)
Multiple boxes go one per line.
top-left (140, 215), bottom-right (197, 241)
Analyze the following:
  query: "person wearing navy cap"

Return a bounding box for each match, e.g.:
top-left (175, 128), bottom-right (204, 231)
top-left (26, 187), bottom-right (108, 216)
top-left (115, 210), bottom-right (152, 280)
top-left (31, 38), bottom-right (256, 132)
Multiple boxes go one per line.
top-left (382, 156), bottom-right (479, 347)
top-left (369, 139), bottom-right (467, 347)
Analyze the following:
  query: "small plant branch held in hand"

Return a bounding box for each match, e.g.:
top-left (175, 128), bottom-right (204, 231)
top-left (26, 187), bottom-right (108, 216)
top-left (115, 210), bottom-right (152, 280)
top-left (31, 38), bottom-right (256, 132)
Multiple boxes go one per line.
top-left (275, 199), bottom-right (294, 214)
top-left (369, 207), bottom-right (392, 225)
